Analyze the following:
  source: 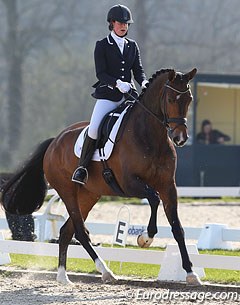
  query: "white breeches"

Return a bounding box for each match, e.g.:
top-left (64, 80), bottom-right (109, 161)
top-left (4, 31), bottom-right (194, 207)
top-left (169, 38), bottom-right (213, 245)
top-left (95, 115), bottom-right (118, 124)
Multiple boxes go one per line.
top-left (88, 98), bottom-right (124, 139)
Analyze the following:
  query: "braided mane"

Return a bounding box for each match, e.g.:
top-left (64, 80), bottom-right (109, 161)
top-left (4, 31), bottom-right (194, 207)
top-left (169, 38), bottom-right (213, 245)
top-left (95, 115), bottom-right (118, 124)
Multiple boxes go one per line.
top-left (138, 68), bottom-right (174, 101)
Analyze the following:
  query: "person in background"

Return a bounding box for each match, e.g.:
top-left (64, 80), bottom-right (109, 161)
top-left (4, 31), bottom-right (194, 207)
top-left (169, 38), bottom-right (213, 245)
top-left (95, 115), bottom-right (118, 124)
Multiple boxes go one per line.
top-left (196, 119), bottom-right (231, 145)
top-left (0, 172), bottom-right (36, 241)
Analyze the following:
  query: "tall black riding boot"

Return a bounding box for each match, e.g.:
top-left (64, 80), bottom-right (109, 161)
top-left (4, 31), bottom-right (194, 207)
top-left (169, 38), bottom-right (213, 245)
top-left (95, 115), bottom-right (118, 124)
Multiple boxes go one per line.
top-left (72, 135), bottom-right (96, 184)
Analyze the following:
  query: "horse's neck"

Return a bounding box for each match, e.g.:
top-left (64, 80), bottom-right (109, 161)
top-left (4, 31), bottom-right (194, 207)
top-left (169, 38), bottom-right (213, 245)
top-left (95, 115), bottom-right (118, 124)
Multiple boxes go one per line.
top-left (129, 101), bottom-right (168, 157)
top-left (141, 73), bottom-right (167, 118)
top-left (138, 72), bottom-right (168, 136)
top-left (133, 104), bottom-right (167, 139)
top-left (121, 72), bottom-right (171, 158)
top-left (128, 73), bottom-right (170, 155)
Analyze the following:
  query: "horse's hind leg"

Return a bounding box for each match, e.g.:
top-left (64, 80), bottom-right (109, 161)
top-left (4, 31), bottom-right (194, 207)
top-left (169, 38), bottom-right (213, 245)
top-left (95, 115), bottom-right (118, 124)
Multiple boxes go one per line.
top-left (161, 184), bottom-right (202, 285)
top-left (57, 188), bottom-right (115, 284)
top-left (57, 216), bottom-right (94, 284)
top-left (57, 217), bottom-right (75, 284)
top-left (73, 194), bottom-right (116, 283)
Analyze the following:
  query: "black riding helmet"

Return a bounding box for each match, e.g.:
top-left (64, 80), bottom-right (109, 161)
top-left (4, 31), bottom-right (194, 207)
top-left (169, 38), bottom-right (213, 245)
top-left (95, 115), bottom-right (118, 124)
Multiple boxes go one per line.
top-left (107, 4), bottom-right (134, 24)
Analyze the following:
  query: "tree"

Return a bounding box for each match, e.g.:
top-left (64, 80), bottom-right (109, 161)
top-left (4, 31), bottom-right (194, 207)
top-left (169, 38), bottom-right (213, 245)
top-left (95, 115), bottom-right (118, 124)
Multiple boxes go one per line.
top-left (0, 0), bottom-right (85, 166)
top-left (133, 0), bottom-right (148, 67)
top-left (1, 0), bottom-right (23, 159)
top-left (1, 0), bottom-right (240, 169)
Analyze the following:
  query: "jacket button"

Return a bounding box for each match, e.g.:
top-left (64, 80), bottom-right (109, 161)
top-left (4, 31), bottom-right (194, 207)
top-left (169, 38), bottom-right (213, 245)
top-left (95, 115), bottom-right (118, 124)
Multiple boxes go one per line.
top-left (121, 76), bottom-right (125, 79)
top-left (121, 61), bottom-right (125, 64)
top-left (121, 68), bottom-right (124, 71)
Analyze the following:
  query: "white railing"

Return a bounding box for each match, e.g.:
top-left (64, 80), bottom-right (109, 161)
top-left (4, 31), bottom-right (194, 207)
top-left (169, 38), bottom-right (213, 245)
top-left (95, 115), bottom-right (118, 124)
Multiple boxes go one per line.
top-left (0, 187), bottom-right (240, 246)
top-left (0, 186), bottom-right (240, 281)
top-left (0, 239), bottom-right (239, 272)
top-left (86, 222), bottom-right (240, 244)
top-left (177, 187), bottom-right (240, 197)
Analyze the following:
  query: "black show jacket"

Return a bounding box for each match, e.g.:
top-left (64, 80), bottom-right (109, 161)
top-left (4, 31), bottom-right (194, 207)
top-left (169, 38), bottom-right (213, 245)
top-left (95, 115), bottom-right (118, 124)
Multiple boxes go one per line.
top-left (92, 34), bottom-right (147, 101)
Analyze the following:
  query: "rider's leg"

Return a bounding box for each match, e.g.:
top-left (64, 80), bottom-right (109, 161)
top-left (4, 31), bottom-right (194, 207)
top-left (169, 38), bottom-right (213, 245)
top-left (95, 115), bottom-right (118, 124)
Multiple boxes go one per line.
top-left (72, 134), bottom-right (96, 184)
top-left (72, 99), bottom-right (123, 184)
top-left (88, 99), bottom-right (123, 140)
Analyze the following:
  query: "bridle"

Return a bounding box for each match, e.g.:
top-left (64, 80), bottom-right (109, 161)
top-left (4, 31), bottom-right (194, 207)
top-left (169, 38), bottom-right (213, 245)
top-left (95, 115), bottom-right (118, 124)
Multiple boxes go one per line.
top-left (129, 79), bottom-right (191, 133)
top-left (162, 80), bottom-right (191, 133)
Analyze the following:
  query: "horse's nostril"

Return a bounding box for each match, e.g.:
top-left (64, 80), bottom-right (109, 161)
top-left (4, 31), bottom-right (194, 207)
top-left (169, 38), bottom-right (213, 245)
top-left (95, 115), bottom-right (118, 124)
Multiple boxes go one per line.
top-left (173, 136), bottom-right (187, 147)
top-left (173, 136), bottom-right (180, 143)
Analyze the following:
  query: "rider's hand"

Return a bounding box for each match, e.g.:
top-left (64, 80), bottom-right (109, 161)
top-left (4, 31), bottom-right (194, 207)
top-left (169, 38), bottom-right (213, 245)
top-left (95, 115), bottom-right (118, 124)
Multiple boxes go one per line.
top-left (116, 79), bottom-right (131, 93)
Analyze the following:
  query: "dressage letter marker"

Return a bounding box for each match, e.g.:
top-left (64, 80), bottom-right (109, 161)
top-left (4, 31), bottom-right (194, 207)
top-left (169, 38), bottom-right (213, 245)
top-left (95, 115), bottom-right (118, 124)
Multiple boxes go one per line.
top-left (113, 220), bottom-right (128, 246)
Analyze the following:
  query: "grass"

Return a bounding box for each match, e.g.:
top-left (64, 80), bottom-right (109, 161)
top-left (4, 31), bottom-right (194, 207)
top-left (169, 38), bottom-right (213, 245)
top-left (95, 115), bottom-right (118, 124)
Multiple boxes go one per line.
top-left (6, 246), bottom-right (240, 284)
top-left (200, 249), bottom-right (240, 284)
top-left (98, 196), bottom-right (240, 205)
top-left (9, 254), bottom-right (159, 278)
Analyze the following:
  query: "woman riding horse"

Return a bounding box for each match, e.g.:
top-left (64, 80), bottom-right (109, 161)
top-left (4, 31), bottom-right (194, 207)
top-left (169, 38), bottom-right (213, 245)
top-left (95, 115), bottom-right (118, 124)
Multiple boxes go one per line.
top-left (0, 4), bottom-right (200, 287)
top-left (72, 4), bottom-right (148, 185)
top-left (0, 67), bottom-right (199, 285)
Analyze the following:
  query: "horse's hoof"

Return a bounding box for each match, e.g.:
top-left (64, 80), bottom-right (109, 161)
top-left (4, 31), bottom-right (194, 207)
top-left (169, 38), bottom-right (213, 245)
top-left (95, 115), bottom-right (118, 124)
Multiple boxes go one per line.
top-left (56, 267), bottom-right (74, 285)
top-left (137, 231), bottom-right (153, 248)
top-left (102, 271), bottom-right (116, 283)
top-left (186, 272), bottom-right (202, 286)
top-left (56, 276), bottom-right (74, 285)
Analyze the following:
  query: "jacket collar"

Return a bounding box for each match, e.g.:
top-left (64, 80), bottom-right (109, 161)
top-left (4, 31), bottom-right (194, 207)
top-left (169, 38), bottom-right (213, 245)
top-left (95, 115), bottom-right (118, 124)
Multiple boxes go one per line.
top-left (107, 34), bottom-right (129, 58)
top-left (111, 31), bottom-right (125, 43)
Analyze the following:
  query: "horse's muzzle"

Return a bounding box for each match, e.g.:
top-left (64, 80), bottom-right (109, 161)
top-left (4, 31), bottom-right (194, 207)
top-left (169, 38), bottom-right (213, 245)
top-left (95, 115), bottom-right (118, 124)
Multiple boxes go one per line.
top-left (172, 131), bottom-right (189, 147)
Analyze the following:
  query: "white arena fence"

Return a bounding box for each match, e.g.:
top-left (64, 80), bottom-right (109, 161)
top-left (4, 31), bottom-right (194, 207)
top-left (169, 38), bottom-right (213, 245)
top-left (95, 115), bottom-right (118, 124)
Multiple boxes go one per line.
top-left (0, 239), bottom-right (239, 270)
top-left (86, 222), bottom-right (240, 243)
top-left (0, 187), bottom-right (240, 281)
top-left (0, 219), bottom-right (239, 249)
top-left (1, 187), bottom-right (239, 246)
top-left (177, 186), bottom-right (240, 197)
top-left (0, 239), bottom-right (240, 283)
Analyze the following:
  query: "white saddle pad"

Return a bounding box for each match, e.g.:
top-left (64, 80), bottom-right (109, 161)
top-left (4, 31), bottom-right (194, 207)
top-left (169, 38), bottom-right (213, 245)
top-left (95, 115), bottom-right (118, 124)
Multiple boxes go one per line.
top-left (74, 106), bottom-right (130, 161)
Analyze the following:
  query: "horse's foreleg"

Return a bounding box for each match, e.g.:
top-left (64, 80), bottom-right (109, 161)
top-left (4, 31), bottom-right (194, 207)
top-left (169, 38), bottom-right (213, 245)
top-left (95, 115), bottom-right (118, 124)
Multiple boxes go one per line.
top-left (146, 185), bottom-right (161, 238)
top-left (126, 177), bottom-right (160, 247)
top-left (161, 184), bottom-right (202, 285)
top-left (57, 217), bottom-right (75, 284)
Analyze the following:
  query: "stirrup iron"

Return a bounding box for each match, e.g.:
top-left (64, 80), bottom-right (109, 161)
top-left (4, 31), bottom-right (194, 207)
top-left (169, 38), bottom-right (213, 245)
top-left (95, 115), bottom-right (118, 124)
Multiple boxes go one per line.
top-left (71, 166), bottom-right (88, 185)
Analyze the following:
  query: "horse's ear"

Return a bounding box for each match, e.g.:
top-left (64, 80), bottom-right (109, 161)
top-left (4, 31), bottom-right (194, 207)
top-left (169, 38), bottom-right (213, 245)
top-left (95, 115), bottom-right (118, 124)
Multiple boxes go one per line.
top-left (185, 68), bottom-right (197, 81)
top-left (168, 70), bottom-right (176, 82)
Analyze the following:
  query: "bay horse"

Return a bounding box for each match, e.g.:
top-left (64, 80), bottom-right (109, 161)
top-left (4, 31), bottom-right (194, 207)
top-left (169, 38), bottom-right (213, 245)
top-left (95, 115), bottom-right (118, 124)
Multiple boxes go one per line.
top-left (0, 68), bottom-right (201, 285)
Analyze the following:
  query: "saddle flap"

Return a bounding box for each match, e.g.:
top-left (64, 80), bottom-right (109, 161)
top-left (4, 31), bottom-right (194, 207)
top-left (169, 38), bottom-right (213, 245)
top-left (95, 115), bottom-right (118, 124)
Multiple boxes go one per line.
top-left (96, 101), bottom-right (133, 149)
top-left (74, 102), bottom-right (133, 162)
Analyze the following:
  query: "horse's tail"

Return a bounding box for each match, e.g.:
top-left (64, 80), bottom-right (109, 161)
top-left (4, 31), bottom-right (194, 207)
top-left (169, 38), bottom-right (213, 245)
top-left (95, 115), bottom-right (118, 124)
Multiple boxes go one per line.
top-left (0, 138), bottom-right (54, 215)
